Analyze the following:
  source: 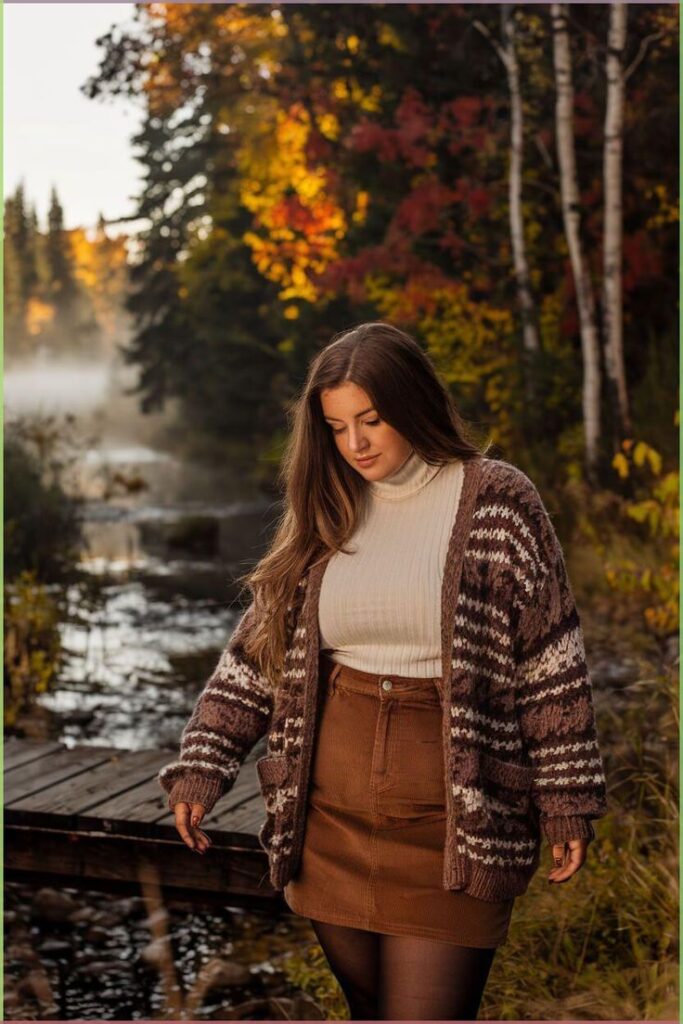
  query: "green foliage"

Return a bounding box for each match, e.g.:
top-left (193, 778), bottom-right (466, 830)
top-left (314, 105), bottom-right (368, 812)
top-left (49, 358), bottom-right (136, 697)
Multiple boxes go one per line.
top-left (4, 416), bottom-right (84, 584)
top-left (4, 570), bottom-right (63, 729)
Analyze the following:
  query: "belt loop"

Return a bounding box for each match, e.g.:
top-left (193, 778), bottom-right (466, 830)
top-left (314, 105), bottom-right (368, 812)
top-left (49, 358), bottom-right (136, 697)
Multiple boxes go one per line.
top-left (328, 660), bottom-right (344, 694)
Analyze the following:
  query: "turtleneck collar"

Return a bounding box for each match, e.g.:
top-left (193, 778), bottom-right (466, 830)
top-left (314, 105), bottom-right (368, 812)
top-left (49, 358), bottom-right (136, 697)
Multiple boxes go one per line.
top-left (368, 449), bottom-right (443, 501)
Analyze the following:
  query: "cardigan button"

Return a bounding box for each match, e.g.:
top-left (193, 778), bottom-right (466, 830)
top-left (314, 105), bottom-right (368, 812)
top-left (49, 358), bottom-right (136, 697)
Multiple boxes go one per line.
top-left (381, 678), bottom-right (393, 691)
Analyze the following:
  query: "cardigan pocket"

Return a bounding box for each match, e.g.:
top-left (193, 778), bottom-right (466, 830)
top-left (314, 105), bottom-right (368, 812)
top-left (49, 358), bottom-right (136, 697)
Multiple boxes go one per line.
top-left (255, 752), bottom-right (295, 858)
top-left (479, 752), bottom-right (537, 829)
top-left (480, 752), bottom-right (535, 791)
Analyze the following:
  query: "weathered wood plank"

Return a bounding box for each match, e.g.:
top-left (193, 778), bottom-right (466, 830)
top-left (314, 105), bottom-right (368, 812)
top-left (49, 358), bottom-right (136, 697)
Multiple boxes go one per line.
top-left (10, 749), bottom-right (167, 815)
top-left (4, 746), bottom-right (121, 805)
top-left (5, 826), bottom-right (284, 910)
top-left (81, 751), bottom-right (264, 825)
top-left (86, 772), bottom-right (175, 821)
top-left (3, 738), bottom-right (65, 772)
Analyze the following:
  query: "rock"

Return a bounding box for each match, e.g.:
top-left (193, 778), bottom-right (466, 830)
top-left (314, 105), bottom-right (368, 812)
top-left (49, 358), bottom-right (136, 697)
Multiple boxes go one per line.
top-left (32, 888), bottom-right (78, 924)
top-left (93, 910), bottom-right (122, 929)
top-left (69, 906), bottom-right (97, 925)
top-left (109, 896), bottom-right (144, 920)
top-left (6, 942), bottom-right (39, 965)
top-left (83, 925), bottom-right (110, 944)
top-left (37, 939), bottom-right (72, 959)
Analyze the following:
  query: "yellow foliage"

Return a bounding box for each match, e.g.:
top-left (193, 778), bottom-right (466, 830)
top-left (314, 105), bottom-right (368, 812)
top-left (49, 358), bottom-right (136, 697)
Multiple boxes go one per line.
top-left (331, 78), bottom-right (382, 112)
top-left (365, 276), bottom-right (517, 450)
top-left (645, 184), bottom-right (679, 229)
top-left (69, 226), bottom-right (130, 340)
top-left (238, 103), bottom-right (348, 301)
top-left (25, 297), bottom-right (55, 337)
top-left (352, 190), bottom-right (370, 225)
top-left (318, 112), bottom-right (340, 141)
top-left (378, 23), bottom-right (406, 51)
top-left (606, 424), bottom-right (679, 637)
top-left (4, 570), bottom-right (62, 727)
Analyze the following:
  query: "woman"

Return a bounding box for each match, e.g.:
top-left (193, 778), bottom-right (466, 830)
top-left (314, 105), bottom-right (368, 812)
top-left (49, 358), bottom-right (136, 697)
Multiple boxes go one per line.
top-left (158, 321), bottom-right (608, 1021)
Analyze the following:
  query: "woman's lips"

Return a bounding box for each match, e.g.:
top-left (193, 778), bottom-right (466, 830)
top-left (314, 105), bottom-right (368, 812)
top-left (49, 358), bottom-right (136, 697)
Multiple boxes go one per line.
top-left (356, 454), bottom-right (378, 465)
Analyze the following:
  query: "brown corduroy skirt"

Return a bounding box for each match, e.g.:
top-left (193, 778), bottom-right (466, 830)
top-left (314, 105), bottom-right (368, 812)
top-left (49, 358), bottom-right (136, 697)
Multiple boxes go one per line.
top-left (283, 653), bottom-right (515, 948)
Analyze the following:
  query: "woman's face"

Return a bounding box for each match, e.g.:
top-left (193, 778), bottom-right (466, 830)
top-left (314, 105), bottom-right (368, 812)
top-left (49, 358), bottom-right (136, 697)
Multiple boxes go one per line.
top-left (320, 382), bottom-right (413, 480)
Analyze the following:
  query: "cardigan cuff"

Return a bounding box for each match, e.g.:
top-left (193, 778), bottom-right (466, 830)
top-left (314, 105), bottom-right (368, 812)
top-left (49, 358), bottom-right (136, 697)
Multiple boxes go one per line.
top-left (165, 774), bottom-right (225, 815)
top-left (541, 815), bottom-right (596, 846)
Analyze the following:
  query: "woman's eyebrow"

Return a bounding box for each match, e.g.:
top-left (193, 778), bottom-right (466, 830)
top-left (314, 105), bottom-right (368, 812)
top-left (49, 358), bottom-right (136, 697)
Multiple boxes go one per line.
top-left (324, 407), bottom-right (376, 422)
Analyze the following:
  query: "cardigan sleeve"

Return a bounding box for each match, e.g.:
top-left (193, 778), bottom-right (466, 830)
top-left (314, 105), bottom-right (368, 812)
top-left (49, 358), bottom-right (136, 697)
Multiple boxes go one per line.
top-left (156, 600), bottom-right (274, 814)
top-left (512, 492), bottom-right (608, 847)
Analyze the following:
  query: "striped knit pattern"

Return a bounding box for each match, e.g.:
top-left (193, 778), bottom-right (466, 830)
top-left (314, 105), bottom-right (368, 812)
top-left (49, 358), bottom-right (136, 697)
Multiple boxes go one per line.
top-left (157, 456), bottom-right (608, 901)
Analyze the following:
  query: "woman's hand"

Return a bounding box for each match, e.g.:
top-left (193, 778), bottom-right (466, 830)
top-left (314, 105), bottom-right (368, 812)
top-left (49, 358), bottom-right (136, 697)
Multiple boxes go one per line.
top-left (547, 837), bottom-right (588, 883)
top-left (173, 802), bottom-right (213, 854)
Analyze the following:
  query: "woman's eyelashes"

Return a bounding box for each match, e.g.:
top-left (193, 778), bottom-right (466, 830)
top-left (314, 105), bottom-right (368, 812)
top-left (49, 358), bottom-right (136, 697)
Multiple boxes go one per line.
top-left (332, 418), bottom-right (381, 435)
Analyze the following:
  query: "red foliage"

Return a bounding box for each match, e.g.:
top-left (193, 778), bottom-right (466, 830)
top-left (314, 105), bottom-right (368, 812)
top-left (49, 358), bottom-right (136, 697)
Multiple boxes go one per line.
top-left (468, 185), bottom-right (492, 219)
top-left (573, 90), bottom-right (600, 140)
top-left (349, 119), bottom-right (400, 161)
top-left (350, 87), bottom-right (435, 169)
top-left (623, 229), bottom-right (664, 291)
top-left (394, 177), bottom-right (459, 234)
top-left (304, 131), bottom-right (334, 164)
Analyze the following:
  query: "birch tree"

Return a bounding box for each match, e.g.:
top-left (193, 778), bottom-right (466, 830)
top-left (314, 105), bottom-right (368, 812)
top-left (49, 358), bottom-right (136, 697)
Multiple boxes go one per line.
top-left (551, 2), bottom-right (602, 482)
top-left (474, 7), bottom-right (540, 402)
top-left (602, 3), bottom-right (630, 443)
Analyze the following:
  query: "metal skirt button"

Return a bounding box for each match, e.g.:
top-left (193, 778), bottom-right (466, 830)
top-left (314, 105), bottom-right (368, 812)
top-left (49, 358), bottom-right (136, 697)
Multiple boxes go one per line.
top-left (381, 678), bottom-right (393, 691)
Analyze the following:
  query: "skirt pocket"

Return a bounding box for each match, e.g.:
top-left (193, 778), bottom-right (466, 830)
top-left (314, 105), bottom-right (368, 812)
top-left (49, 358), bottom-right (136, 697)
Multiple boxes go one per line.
top-left (377, 700), bottom-right (446, 815)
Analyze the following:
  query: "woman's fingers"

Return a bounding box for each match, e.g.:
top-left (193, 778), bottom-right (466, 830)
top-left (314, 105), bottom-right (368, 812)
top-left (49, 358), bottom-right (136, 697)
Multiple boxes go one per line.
top-left (547, 838), bottom-right (587, 883)
top-left (191, 802), bottom-right (213, 851)
top-left (174, 801), bottom-right (211, 853)
top-left (174, 802), bottom-right (196, 849)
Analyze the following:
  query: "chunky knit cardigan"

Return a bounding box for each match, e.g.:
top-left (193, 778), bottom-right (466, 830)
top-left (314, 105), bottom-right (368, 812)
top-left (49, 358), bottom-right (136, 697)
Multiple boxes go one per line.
top-left (158, 456), bottom-right (608, 901)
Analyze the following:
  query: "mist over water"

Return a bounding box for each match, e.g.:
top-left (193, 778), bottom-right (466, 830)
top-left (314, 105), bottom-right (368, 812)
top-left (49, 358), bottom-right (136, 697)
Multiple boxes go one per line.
top-left (4, 356), bottom-right (113, 417)
top-left (5, 352), bottom-right (273, 750)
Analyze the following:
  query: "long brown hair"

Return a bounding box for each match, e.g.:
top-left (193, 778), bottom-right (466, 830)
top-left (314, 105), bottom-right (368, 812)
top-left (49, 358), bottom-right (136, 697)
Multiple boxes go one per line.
top-left (236, 321), bottom-right (492, 688)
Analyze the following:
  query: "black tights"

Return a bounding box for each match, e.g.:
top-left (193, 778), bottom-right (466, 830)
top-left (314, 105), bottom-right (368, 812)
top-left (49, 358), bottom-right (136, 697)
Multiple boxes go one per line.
top-left (310, 918), bottom-right (497, 1021)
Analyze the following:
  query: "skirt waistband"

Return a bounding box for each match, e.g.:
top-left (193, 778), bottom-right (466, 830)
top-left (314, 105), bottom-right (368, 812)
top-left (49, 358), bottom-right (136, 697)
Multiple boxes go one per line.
top-left (320, 652), bottom-right (444, 703)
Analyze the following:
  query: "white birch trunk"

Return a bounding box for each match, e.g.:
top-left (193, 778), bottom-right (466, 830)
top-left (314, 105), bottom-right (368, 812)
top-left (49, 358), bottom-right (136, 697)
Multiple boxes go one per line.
top-left (551, 3), bottom-right (602, 480)
top-left (502, 7), bottom-right (540, 363)
top-left (602, 2), bottom-right (631, 439)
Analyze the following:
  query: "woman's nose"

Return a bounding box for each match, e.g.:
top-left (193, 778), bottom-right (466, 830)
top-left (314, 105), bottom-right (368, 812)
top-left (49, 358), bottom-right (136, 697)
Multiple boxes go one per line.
top-left (348, 427), bottom-right (369, 451)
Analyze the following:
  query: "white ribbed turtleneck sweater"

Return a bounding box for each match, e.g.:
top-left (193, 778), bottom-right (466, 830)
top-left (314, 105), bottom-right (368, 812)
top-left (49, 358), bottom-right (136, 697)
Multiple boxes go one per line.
top-left (318, 449), bottom-right (465, 676)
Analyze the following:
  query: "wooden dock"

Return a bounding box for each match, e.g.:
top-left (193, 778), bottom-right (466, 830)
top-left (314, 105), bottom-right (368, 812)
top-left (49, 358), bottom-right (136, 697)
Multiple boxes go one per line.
top-left (4, 737), bottom-right (286, 911)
